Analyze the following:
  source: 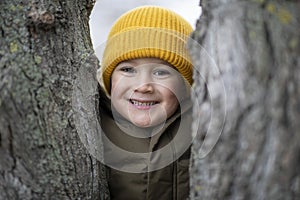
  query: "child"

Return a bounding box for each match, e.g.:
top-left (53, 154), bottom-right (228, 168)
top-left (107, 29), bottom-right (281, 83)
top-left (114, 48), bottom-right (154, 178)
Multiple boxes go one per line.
top-left (97, 6), bottom-right (194, 200)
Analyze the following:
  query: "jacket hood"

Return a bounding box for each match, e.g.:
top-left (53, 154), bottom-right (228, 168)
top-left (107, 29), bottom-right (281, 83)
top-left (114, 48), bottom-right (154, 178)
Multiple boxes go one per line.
top-left (99, 90), bottom-right (193, 173)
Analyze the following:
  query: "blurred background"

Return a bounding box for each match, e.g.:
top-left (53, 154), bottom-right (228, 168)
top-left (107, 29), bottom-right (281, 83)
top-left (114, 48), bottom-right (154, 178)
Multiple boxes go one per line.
top-left (89, 0), bottom-right (202, 49)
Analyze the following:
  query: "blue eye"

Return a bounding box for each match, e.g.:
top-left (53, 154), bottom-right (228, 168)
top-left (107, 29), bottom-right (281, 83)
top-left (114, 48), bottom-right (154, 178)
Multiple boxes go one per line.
top-left (120, 66), bottom-right (136, 73)
top-left (153, 69), bottom-right (170, 76)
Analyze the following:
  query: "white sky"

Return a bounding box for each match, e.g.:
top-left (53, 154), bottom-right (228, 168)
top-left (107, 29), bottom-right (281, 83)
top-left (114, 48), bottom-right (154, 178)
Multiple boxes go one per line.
top-left (89, 0), bottom-right (202, 48)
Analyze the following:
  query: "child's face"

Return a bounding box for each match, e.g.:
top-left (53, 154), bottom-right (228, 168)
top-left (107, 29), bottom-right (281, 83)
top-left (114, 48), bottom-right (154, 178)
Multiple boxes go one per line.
top-left (110, 58), bottom-right (185, 128)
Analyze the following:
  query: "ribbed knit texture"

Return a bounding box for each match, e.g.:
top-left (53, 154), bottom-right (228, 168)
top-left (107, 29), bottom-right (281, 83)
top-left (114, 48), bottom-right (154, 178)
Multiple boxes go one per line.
top-left (99, 6), bottom-right (194, 94)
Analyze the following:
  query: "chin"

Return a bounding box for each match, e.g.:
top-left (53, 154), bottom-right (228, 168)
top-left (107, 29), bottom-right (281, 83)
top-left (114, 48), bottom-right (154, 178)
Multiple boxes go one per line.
top-left (132, 120), bottom-right (153, 128)
top-left (132, 118), bottom-right (165, 128)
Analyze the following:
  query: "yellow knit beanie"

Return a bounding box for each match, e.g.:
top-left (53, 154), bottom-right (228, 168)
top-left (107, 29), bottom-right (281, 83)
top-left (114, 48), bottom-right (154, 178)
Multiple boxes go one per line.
top-left (99, 6), bottom-right (194, 94)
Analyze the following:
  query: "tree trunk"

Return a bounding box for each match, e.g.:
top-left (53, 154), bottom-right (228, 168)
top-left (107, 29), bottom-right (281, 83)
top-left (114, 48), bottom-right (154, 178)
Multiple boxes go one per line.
top-left (0, 0), bottom-right (109, 199)
top-left (190, 0), bottom-right (300, 199)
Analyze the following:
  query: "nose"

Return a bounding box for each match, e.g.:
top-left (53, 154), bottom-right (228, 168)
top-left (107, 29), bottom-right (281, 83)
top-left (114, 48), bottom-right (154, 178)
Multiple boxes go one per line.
top-left (134, 83), bottom-right (154, 93)
top-left (134, 72), bottom-right (154, 93)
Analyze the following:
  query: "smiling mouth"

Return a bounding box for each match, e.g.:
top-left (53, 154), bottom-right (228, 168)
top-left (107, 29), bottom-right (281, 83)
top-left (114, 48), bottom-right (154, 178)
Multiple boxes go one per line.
top-left (129, 99), bottom-right (159, 107)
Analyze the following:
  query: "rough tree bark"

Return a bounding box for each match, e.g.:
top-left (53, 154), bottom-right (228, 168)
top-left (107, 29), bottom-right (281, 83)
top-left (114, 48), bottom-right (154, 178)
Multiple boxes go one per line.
top-left (190, 0), bottom-right (300, 199)
top-left (0, 0), bottom-right (109, 199)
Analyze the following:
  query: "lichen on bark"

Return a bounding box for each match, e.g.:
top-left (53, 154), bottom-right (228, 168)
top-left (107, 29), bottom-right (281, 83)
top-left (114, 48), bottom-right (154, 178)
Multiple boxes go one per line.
top-left (0, 0), bottom-right (109, 199)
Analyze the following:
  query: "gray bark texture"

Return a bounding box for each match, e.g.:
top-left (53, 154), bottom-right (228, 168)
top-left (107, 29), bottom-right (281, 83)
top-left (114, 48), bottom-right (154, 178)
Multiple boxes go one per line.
top-left (0, 0), bottom-right (109, 199)
top-left (190, 0), bottom-right (300, 199)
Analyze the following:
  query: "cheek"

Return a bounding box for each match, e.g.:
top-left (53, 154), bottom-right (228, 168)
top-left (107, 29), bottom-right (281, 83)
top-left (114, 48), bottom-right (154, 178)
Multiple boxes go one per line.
top-left (160, 87), bottom-right (179, 113)
top-left (163, 79), bottom-right (184, 98)
top-left (110, 75), bottom-right (125, 112)
top-left (110, 73), bottom-right (118, 93)
top-left (166, 94), bottom-right (179, 117)
top-left (164, 89), bottom-right (178, 103)
top-left (111, 73), bottom-right (126, 96)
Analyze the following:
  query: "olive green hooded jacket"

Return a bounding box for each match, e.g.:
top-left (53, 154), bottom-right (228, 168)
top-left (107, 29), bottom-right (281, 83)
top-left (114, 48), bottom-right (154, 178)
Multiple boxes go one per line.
top-left (100, 95), bottom-right (192, 200)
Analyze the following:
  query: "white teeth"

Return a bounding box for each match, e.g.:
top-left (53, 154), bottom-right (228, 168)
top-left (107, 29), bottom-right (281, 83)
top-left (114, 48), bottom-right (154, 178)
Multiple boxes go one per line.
top-left (130, 100), bottom-right (157, 106)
